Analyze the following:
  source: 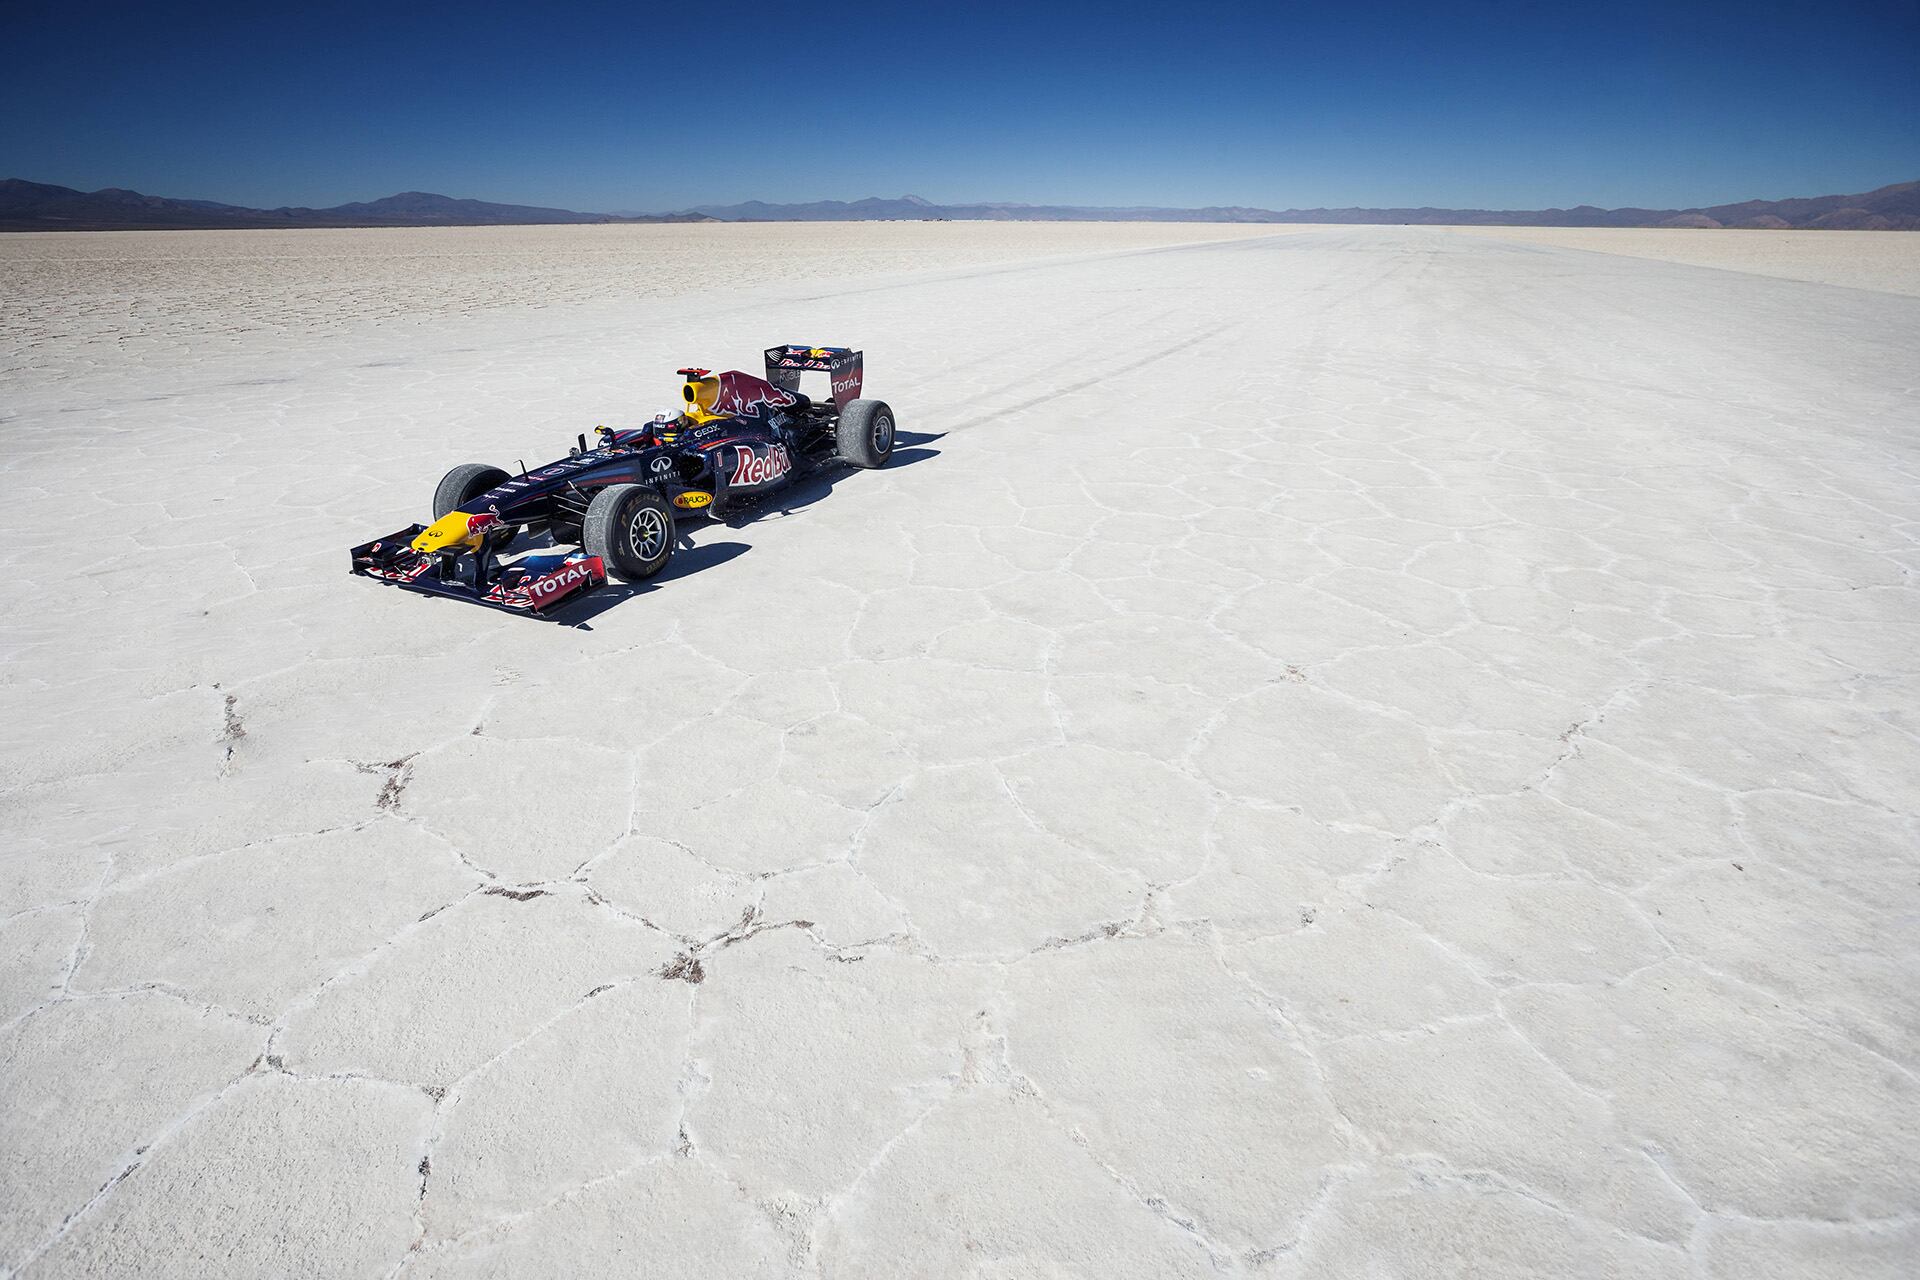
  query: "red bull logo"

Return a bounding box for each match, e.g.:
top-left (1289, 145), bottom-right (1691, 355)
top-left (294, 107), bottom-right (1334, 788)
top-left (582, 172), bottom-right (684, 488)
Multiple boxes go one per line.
top-left (730, 443), bottom-right (792, 487)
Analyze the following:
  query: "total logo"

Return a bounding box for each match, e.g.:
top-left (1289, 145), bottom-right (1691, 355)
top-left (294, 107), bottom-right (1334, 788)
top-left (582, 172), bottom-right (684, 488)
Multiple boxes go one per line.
top-left (831, 375), bottom-right (862, 398)
top-left (729, 443), bottom-right (792, 487)
top-left (525, 558), bottom-right (599, 608)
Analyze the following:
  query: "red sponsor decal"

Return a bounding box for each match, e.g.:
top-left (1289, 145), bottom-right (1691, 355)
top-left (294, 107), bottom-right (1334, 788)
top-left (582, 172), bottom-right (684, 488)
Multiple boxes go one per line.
top-left (729, 443), bottom-right (792, 487)
top-left (524, 557), bottom-right (604, 609)
top-left (710, 371), bottom-right (798, 418)
top-left (368, 560), bottom-right (432, 583)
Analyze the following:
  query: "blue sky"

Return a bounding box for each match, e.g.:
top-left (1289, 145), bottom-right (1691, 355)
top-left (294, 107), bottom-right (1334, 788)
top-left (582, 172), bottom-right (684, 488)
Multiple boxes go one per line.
top-left (4, 0), bottom-right (1916, 212)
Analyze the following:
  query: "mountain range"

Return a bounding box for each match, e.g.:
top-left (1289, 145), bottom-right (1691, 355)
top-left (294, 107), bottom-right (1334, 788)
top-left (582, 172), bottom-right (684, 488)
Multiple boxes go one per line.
top-left (660, 183), bottom-right (1919, 229)
top-left (0, 180), bottom-right (714, 231)
top-left (4, 177), bottom-right (1916, 232)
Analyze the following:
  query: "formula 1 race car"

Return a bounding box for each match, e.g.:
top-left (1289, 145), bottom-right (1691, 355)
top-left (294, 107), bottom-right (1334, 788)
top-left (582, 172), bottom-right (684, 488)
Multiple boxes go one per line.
top-left (350, 345), bottom-right (894, 615)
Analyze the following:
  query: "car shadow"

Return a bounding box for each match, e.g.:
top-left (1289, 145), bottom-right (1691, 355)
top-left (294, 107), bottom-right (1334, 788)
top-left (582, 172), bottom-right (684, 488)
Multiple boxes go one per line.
top-left (719, 434), bottom-right (944, 527)
top-left (553, 541), bottom-right (753, 625)
top-left (544, 434), bottom-right (942, 627)
top-left (513, 536), bottom-right (749, 627)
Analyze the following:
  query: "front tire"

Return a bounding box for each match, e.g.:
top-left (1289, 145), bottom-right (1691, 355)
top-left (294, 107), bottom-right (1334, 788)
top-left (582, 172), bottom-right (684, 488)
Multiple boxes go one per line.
top-left (433, 462), bottom-right (518, 551)
top-left (433, 462), bottom-right (509, 519)
top-left (836, 399), bottom-right (895, 469)
top-left (584, 484), bottom-right (675, 582)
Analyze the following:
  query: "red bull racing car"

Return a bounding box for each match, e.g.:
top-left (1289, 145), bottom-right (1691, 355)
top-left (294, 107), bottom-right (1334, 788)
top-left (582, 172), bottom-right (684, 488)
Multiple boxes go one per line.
top-left (349, 345), bottom-right (893, 615)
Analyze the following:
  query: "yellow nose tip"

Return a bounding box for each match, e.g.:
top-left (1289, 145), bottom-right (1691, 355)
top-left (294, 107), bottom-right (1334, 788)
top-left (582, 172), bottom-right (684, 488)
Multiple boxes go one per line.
top-left (411, 511), bottom-right (481, 554)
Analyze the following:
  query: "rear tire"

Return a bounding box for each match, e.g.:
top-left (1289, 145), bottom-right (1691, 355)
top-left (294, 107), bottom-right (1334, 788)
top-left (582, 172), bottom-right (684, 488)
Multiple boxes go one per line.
top-left (835, 399), bottom-right (895, 469)
top-left (433, 462), bottom-right (518, 551)
top-left (584, 484), bottom-right (675, 582)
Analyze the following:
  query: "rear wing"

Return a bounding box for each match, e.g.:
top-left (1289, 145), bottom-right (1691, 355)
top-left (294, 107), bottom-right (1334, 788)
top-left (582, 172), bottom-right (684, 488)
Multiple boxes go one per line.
top-left (765, 344), bottom-right (863, 407)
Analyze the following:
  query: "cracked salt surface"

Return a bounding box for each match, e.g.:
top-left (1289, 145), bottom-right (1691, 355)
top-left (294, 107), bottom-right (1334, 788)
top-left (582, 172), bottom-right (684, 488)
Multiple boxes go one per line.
top-left (2, 223), bottom-right (1917, 1277)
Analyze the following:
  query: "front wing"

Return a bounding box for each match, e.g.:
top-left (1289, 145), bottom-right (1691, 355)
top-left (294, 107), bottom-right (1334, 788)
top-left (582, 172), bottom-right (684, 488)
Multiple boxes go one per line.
top-left (350, 526), bottom-right (607, 617)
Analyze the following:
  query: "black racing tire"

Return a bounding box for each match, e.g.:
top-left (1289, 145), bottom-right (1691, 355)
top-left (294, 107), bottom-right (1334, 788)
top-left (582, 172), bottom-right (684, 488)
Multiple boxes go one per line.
top-left (584, 484), bottom-right (675, 583)
top-left (835, 399), bottom-right (895, 469)
top-left (433, 463), bottom-right (510, 520)
top-left (432, 462), bottom-right (518, 552)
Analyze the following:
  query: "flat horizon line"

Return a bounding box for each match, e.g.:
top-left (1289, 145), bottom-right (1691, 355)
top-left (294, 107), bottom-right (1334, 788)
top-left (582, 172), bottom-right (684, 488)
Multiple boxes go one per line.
top-left (4, 176), bottom-right (1917, 233)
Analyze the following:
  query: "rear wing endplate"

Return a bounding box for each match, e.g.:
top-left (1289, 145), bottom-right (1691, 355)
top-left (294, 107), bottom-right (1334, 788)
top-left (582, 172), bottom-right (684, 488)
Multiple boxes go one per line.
top-left (765, 344), bottom-right (863, 406)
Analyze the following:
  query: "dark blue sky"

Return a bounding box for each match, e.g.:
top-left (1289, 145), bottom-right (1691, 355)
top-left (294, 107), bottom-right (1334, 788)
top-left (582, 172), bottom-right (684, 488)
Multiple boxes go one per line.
top-left (5, 0), bottom-right (1916, 212)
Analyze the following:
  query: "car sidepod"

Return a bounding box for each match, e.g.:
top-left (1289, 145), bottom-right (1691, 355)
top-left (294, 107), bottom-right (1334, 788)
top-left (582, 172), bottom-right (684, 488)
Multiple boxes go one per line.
top-left (706, 436), bottom-right (796, 510)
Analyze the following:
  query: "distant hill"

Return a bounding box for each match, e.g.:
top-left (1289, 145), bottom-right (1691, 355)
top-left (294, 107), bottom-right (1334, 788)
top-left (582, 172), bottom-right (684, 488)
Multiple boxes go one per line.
top-left (5, 177), bottom-right (1915, 231)
top-left (1693, 182), bottom-right (1920, 230)
top-left (673, 181), bottom-right (1920, 230)
top-left (0, 180), bottom-right (716, 231)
